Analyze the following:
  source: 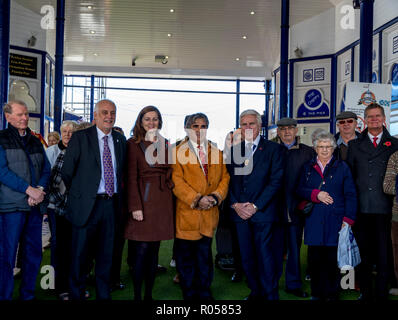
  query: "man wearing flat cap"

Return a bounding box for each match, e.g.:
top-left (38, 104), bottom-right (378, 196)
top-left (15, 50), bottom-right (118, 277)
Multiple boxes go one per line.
top-left (335, 111), bottom-right (361, 161)
top-left (272, 117), bottom-right (314, 298)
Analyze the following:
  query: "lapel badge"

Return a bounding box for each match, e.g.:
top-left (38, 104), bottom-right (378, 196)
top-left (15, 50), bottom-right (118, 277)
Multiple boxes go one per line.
top-left (244, 159), bottom-right (250, 166)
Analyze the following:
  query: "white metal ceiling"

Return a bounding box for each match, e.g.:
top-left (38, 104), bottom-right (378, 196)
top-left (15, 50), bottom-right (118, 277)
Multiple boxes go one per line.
top-left (14, 0), bottom-right (335, 78)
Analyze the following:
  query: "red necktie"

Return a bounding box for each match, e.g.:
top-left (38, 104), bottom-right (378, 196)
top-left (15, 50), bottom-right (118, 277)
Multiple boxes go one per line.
top-left (197, 145), bottom-right (208, 179)
top-left (372, 137), bottom-right (378, 148)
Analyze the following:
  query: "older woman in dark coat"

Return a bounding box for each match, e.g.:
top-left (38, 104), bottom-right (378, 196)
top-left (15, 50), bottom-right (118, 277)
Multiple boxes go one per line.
top-left (297, 132), bottom-right (357, 300)
top-left (124, 106), bottom-right (174, 301)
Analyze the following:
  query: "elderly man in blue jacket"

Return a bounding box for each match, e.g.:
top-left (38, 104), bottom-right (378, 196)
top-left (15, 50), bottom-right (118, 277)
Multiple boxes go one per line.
top-left (227, 109), bottom-right (285, 300)
top-left (0, 101), bottom-right (51, 300)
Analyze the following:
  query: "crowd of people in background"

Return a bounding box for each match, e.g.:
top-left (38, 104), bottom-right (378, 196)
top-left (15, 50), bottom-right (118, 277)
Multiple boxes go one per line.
top-left (1, 99), bottom-right (398, 302)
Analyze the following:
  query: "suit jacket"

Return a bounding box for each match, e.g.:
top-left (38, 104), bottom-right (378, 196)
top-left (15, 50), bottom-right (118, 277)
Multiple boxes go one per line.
top-left (61, 125), bottom-right (127, 227)
top-left (347, 127), bottom-right (398, 214)
top-left (227, 136), bottom-right (285, 223)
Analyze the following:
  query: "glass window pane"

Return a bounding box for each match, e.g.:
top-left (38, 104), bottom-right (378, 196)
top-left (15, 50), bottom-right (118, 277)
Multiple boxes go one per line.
top-left (240, 94), bottom-right (266, 117)
top-left (104, 78), bottom-right (235, 92)
top-left (240, 81), bottom-right (265, 93)
top-left (104, 89), bottom-right (236, 147)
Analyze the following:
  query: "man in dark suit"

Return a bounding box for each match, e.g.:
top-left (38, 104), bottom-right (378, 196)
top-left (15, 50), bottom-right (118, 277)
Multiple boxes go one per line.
top-left (227, 109), bottom-right (285, 300)
top-left (347, 103), bottom-right (398, 301)
top-left (62, 99), bottom-right (126, 300)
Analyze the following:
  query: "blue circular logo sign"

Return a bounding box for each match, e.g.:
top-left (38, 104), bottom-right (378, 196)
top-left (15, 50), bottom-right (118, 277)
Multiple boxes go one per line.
top-left (304, 89), bottom-right (322, 109)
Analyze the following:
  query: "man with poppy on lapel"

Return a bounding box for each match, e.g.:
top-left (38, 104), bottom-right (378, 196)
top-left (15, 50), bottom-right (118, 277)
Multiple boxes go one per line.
top-left (347, 103), bottom-right (398, 301)
top-left (227, 109), bottom-right (285, 300)
top-left (62, 99), bottom-right (126, 300)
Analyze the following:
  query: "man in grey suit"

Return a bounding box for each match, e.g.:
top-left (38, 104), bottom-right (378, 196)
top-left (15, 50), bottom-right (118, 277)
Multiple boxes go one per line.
top-left (62, 99), bottom-right (126, 300)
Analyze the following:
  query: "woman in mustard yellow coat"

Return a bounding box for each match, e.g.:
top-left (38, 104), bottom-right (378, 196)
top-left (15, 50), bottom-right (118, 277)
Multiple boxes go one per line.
top-left (172, 113), bottom-right (229, 300)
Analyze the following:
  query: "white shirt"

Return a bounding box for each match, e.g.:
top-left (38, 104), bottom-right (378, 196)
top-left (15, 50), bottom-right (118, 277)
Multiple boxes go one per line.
top-left (368, 131), bottom-right (383, 146)
top-left (96, 127), bottom-right (118, 194)
top-left (190, 139), bottom-right (207, 174)
top-left (244, 134), bottom-right (261, 155)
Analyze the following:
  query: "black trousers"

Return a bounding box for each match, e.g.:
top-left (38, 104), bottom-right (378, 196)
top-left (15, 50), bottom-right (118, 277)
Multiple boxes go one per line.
top-left (307, 245), bottom-right (339, 300)
top-left (69, 197), bottom-right (115, 300)
top-left (175, 237), bottom-right (213, 300)
top-left (354, 213), bottom-right (393, 300)
top-left (129, 240), bottom-right (160, 300)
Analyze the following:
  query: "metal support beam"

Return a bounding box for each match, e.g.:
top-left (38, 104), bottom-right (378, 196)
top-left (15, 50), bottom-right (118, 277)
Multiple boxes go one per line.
top-left (54, 0), bottom-right (65, 132)
top-left (264, 80), bottom-right (271, 139)
top-left (235, 79), bottom-right (240, 129)
top-left (0, 0), bottom-right (10, 129)
top-left (279, 0), bottom-right (289, 119)
top-left (359, 0), bottom-right (374, 83)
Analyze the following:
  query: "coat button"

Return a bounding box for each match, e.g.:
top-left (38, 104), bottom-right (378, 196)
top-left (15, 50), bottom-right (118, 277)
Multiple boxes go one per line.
top-left (369, 173), bottom-right (372, 177)
top-left (369, 187), bottom-right (372, 191)
top-left (369, 160), bottom-right (373, 164)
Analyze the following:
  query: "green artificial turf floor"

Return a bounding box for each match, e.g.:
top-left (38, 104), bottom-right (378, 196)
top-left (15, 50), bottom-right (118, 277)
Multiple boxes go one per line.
top-left (12, 239), bottom-right (398, 301)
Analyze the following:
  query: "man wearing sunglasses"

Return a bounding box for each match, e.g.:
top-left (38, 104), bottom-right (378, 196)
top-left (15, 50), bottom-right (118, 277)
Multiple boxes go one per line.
top-left (335, 111), bottom-right (361, 161)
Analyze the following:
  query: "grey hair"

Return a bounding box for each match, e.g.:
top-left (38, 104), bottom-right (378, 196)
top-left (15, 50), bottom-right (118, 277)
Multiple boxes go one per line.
top-left (3, 100), bottom-right (28, 114)
top-left (186, 112), bottom-right (209, 128)
top-left (311, 128), bottom-right (328, 144)
top-left (60, 120), bottom-right (78, 132)
top-left (76, 121), bottom-right (94, 131)
top-left (94, 99), bottom-right (116, 113)
top-left (239, 109), bottom-right (262, 126)
top-left (313, 132), bottom-right (337, 149)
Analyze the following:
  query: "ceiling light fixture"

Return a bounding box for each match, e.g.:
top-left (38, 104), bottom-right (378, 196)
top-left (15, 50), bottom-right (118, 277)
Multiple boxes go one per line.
top-left (87, 5), bottom-right (93, 10)
top-left (242, 35), bottom-right (247, 40)
top-left (89, 30), bottom-right (96, 34)
top-left (170, 9), bottom-right (175, 13)
top-left (250, 11), bottom-right (255, 15)
top-left (167, 33), bottom-right (172, 37)
top-left (235, 58), bottom-right (240, 61)
top-left (93, 53), bottom-right (98, 56)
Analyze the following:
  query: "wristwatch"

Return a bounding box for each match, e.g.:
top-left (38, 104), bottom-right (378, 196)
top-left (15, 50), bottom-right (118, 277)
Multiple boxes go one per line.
top-left (37, 186), bottom-right (44, 191)
top-left (252, 203), bottom-right (258, 211)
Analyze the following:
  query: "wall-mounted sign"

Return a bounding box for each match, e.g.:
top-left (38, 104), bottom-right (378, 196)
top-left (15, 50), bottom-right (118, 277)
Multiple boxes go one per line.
top-left (314, 68), bottom-right (325, 81)
top-left (9, 53), bottom-right (38, 79)
top-left (297, 88), bottom-right (330, 118)
top-left (345, 82), bottom-right (392, 131)
top-left (393, 36), bottom-right (398, 55)
top-left (303, 69), bottom-right (313, 82)
top-left (391, 64), bottom-right (398, 107)
top-left (345, 61), bottom-right (351, 76)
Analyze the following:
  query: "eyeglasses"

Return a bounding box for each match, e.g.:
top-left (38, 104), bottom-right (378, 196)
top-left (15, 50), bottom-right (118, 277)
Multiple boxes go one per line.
top-left (337, 119), bottom-right (354, 125)
top-left (316, 146), bottom-right (334, 150)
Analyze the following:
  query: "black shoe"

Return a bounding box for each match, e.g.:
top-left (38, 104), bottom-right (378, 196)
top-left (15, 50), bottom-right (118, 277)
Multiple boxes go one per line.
top-left (231, 272), bottom-right (243, 283)
top-left (111, 282), bottom-right (126, 292)
top-left (157, 264), bottom-right (167, 273)
top-left (285, 288), bottom-right (309, 298)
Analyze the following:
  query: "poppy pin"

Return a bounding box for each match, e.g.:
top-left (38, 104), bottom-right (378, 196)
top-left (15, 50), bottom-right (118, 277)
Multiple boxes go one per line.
top-left (259, 147), bottom-right (263, 151)
top-left (385, 141), bottom-right (392, 147)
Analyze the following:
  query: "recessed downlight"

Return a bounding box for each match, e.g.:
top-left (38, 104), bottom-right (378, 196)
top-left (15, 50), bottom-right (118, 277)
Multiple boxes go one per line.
top-left (89, 30), bottom-right (96, 34)
top-left (170, 9), bottom-right (175, 13)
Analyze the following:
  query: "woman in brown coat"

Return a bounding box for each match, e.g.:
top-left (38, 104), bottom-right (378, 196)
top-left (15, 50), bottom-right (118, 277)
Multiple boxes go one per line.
top-left (124, 106), bottom-right (174, 301)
